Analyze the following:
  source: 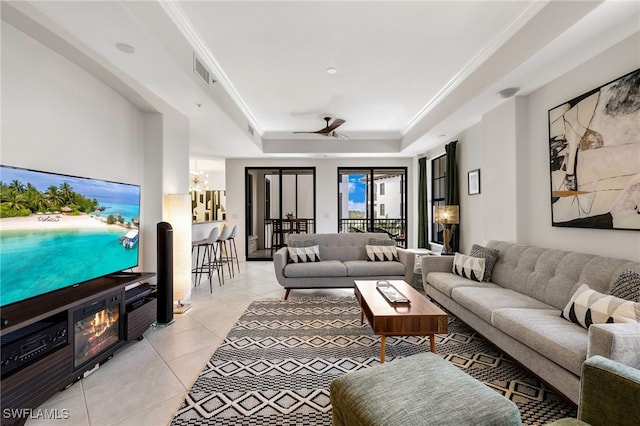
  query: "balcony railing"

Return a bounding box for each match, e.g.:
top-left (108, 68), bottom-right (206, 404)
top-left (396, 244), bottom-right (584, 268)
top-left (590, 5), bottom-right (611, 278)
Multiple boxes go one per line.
top-left (339, 218), bottom-right (406, 247)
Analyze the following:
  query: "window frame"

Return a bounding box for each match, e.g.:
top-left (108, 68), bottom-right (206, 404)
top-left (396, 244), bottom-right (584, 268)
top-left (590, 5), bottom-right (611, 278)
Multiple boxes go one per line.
top-left (431, 154), bottom-right (446, 245)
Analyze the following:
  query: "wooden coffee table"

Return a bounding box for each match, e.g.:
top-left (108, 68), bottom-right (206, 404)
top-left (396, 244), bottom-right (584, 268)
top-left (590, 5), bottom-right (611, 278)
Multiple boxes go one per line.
top-left (354, 280), bottom-right (448, 363)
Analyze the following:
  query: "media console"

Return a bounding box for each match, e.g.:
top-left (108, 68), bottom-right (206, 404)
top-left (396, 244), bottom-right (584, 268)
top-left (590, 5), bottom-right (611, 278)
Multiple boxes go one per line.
top-left (0, 272), bottom-right (156, 426)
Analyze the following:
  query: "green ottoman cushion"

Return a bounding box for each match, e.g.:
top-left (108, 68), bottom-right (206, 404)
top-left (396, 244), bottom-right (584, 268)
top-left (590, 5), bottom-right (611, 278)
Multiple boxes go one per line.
top-left (330, 352), bottom-right (522, 426)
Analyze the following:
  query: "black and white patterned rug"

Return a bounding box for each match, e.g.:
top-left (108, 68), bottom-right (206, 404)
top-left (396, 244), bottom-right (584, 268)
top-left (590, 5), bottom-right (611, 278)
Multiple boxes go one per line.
top-left (171, 297), bottom-right (577, 425)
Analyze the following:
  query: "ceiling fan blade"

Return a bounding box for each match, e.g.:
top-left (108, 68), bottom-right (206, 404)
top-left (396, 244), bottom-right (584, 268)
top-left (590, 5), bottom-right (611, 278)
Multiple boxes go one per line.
top-left (292, 117), bottom-right (347, 137)
top-left (293, 130), bottom-right (325, 135)
top-left (317, 118), bottom-right (345, 134)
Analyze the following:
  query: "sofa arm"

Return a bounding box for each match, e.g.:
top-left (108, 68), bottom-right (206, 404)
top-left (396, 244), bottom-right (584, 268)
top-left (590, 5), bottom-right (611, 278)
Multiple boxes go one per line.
top-left (396, 248), bottom-right (414, 283)
top-left (577, 355), bottom-right (640, 426)
top-left (272, 247), bottom-right (289, 285)
top-left (420, 255), bottom-right (455, 285)
top-left (587, 322), bottom-right (640, 369)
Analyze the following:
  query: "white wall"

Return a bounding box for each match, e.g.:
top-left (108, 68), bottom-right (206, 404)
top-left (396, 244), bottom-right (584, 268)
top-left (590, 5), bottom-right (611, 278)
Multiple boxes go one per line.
top-left (226, 157), bottom-right (413, 260)
top-left (2, 21), bottom-right (192, 290)
top-left (453, 32), bottom-right (640, 261)
top-left (522, 33), bottom-right (640, 260)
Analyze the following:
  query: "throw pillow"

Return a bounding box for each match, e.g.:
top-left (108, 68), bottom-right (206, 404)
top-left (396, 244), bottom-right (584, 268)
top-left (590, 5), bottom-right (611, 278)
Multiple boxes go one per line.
top-left (561, 283), bottom-right (640, 328)
top-left (368, 238), bottom-right (396, 246)
top-left (469, 244), bottom-right (499, 282)
top-left (288, 239), bottom-right (318, 248)
top-left (288, 245), bottom-right (321, 263)
top-left (610, 269), bottom-right (640, 302)
top-left (366, 245), bottom-right (398, 262)
top-left (452, 253), bottom-right (486, 282)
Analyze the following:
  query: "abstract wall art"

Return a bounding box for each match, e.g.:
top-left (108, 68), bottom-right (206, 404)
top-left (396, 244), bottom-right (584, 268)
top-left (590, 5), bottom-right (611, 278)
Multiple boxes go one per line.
top-left (548, 68), bottom-right (640, 231)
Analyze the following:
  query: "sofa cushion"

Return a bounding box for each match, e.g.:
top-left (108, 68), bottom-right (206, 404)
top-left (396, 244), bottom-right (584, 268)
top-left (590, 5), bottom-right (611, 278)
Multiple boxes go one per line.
top-left (369, 238), bottom-right (396, 246)
top-left (610, 269), bottom-right (640, 302)
top-left (288, 245), bottom-right (321, 263)
top-left (284, 260), bottom-right (347, 278)
top-left (452, 253), bottom-right (485, 282)
top-left (366, 245), bottom-right (398, 262)
top-left (486, 241), bottom-right (639, 310)
top-left (288, 238), bottom-right (318, 248)
top-left (491, 308), bottom-right (587, 376)
top-left (561, 284), bottom-right (640, 328)
top-left (288, 233), bottom-right (390, 261)
top-left (470, 244), bottom-right (500, 282)
top-left (427, 272), bottom-right (500, 298)
top-left (344, 260), bottom-right (405, 277)
top-left (451, 287), bottom-right (555, 324)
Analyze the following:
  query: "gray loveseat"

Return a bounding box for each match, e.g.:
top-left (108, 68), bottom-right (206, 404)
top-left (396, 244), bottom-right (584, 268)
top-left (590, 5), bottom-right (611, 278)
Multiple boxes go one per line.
top-left (421, 240), bottom-right (640, 404)
top-left (273, 233), bottom-right (411, 299)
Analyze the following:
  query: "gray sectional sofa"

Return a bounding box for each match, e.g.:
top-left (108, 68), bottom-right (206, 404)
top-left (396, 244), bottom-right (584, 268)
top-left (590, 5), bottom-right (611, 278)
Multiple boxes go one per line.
top-left (273, 232), bottom-right (411, 299)
top-left (421, 240), bottom-right (640, 404)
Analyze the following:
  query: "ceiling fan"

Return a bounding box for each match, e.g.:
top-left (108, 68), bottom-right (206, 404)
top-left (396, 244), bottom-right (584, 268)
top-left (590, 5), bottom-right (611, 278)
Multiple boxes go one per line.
top-left (293, 116), bottom-right (349, 140)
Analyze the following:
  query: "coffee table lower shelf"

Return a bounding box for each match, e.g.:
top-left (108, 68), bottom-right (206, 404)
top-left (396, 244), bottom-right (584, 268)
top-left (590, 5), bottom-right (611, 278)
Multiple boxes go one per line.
top-left (354, 280), bottom-right (448, 363)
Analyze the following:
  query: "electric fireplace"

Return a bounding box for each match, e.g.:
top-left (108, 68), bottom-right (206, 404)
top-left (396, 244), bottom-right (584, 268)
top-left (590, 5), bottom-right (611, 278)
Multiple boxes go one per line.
top-left (73, 293), bottom-right (122, 369)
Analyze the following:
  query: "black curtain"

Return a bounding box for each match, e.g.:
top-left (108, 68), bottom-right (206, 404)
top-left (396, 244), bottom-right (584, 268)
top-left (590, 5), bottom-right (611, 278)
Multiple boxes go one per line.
top-left (418, 157), bottom-right (428, 248)
top-left (445, 141), bottom-right (460, 252)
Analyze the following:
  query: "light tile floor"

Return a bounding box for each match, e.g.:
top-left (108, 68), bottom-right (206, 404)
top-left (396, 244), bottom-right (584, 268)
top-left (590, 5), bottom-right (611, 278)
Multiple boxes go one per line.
top-left (27, 261), bottom-right (352, 426)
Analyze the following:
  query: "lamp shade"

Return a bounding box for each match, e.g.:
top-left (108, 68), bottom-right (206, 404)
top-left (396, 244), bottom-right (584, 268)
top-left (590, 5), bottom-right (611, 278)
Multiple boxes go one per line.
top-left (163, 194), bottom-right (191, 302)
top-left (434, 205), bottom-right (459, 225)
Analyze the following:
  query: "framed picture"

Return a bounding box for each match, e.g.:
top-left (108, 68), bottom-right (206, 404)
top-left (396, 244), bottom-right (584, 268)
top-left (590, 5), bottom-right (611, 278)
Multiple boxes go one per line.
top-left (548, 68), bottom-right (640, 230)
top-left (468, 169), bottom-right (480, 195)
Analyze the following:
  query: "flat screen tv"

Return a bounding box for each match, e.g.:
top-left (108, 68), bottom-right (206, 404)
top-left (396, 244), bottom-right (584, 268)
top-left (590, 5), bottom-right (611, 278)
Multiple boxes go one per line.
top-left (0, 165), bottom-right (141, 307)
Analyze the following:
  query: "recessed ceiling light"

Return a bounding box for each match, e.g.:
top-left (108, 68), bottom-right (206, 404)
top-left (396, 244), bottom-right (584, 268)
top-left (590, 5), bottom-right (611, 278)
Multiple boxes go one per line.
top-left (326, 67), bottom-right (337, 75)
top-left (115, 43), bottom-right (135, 54)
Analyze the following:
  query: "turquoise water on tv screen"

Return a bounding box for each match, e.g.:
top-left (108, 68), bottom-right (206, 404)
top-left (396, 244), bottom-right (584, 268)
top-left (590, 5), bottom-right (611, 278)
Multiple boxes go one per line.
top-left (0, 227), bottom-right (139, 307)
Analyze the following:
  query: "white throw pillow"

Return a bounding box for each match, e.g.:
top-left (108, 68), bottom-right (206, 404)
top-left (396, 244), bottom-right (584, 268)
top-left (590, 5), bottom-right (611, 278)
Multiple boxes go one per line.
top-left (561, 283), bottom-right (640, 328)
top-left (452, 253), bottom-right (486, 282)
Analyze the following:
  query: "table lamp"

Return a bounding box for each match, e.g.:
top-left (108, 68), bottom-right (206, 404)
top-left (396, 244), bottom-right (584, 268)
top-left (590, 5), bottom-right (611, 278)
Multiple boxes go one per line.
top-left (434, 205), bottom-right (459, 255)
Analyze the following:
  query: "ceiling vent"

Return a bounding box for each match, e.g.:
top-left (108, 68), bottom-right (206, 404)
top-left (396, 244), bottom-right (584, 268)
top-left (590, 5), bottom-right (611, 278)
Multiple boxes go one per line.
top-left (193, 53), bottom-right (215, 86)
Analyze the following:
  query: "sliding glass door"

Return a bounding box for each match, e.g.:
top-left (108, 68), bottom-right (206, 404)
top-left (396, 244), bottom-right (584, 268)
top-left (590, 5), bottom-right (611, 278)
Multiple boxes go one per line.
top-left (245, 167), bottom-right (316, 260)
top-left (337, 167), bottom-right (407, 247)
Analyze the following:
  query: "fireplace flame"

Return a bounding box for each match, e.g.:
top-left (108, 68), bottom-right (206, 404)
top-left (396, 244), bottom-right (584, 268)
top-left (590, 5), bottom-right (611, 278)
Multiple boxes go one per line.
top-left (89, 309), bottom-right (117, 341)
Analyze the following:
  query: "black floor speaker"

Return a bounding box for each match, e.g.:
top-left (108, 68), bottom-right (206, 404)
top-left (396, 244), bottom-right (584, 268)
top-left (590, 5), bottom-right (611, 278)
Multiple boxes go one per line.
top-left (156, 222), bottom-right (174, 325)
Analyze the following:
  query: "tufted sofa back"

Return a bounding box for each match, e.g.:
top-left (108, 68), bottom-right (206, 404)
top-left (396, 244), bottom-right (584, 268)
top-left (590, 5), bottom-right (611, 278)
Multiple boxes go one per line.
top-left (288, 233), bottom-right (393, 262)
top-left (486, 241), bottom-right (640, 310)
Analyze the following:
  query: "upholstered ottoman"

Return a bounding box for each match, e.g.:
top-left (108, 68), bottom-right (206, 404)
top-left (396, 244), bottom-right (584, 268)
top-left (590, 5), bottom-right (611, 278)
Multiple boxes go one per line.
top-left (330, 352), bottom-right (522, 426)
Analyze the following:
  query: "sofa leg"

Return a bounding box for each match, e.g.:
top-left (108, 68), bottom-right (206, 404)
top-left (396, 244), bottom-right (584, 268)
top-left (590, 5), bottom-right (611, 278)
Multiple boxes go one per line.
top-left (284, 289), bottom-right (291, 300)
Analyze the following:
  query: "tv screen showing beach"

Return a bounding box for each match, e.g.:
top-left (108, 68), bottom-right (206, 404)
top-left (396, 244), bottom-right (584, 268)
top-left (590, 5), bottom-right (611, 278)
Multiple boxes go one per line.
top-left (0, 165), bottom-right (141, 307)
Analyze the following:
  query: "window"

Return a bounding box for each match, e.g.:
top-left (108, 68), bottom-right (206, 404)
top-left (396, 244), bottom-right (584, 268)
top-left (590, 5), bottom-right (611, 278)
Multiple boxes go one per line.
top-left (431, 154), bottom-right (446, 244)
top-left (337, 167), bottom-right (407, 247)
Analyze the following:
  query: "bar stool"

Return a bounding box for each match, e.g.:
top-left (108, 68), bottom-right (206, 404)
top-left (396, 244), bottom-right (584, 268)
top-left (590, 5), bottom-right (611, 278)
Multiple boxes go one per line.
top-left (228, 225), bottom-right (240, 274)
top-left (217, 225), bottom-right (234, 279)
top-left (192, 227), bottom-right (223, 291)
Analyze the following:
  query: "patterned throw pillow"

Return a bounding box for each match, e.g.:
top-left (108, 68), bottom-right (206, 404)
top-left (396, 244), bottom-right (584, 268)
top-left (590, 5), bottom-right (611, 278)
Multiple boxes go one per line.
top-left (452, 253), bottom-right (486, 282)
top-left (561, 283), bottom-right (640, 328)
top-left (469, 244), bottom-right (499, 282)
top-left (610, 269), bottom-right (640, 302)
top-left (288, 245), bottom-right (321, 263)
top-left (366, 245), bottom-right (398, 262)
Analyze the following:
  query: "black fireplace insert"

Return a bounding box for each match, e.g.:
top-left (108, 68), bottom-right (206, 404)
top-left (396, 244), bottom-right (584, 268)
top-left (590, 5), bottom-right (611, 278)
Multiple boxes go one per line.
top-left (73, 293), bottom-right (122, 369)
